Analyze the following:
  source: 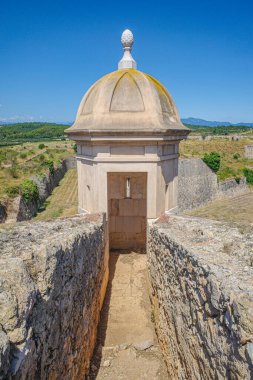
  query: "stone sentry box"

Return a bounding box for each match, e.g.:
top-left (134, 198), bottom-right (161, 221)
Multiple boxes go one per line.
top-left (75, 141), bottom-right (179, 218)
top-left (65, 29), bottom-right (189, 249)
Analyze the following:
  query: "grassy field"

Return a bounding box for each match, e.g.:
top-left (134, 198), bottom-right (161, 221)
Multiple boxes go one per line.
top-left (35, 168), bottom-right (78, 220)
top-left (0, 140), bottom-right (75, 199)
top-left (187, 192), bottom-right (253, 226)
top-left (180, 137), bottom-right (253, 180)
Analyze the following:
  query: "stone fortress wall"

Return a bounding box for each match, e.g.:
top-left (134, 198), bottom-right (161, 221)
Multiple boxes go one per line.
top-left (148, 215), bottom-right (253, 379)
top-left (178, 158), bottom-right (217, 212)
top-left (0, 214), bottom-right (108, 379)
top-left (0, 158), bottom-right (251, 379)
top-left (1, 214), bottom-right (253, 378)
top-left (1, 212), bottom-right (253, 379)
top-left (244, 145), bottom-right (253, 159)
top-left (178, 158), bottom-right (248, 212)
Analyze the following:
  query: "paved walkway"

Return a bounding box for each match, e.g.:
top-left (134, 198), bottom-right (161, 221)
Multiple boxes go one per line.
top-left (88, 251), bottom-right (168, 380)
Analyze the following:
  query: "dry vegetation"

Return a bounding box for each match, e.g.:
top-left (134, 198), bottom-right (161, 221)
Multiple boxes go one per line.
top-left (180, 137), bottom-right (253, 180)
top-left (187, 192), bottom-right (253, 226)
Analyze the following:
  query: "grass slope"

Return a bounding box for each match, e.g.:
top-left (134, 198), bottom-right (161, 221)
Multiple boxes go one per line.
top-left (187, 192), bottom-right (253, 226)
top-left (35, 168), bottom-right (78, 220)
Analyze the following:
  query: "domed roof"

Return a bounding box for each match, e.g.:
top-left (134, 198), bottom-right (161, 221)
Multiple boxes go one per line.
top-left (66, 69), bottom-right (188, 135)
top-left (66, 29), bottom-right (189, 137)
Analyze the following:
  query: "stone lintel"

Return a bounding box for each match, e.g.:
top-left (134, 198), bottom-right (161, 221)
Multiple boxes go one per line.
top-left (76, 153), bottom-right (179, 163)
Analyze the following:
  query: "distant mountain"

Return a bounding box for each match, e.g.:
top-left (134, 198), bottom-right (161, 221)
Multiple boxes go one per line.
top-left (1, 117), bottom-right (252, 128)
top-left (181, 117), bottom-right (253, 127)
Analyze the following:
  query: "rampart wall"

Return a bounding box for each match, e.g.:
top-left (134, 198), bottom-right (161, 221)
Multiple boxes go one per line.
top-left (0, 214), bottom-right (108, 379)
top-left (178, 158), bottom-right (248, 212)
top-left (148, 215), bottom-right (253, 379)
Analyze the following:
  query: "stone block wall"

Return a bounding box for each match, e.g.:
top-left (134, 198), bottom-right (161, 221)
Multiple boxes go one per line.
top-left (0, 214), bottom-right (108, 379)
top-left (217, 177), bottom-right (247, 197)
top-left (178, 158), bottom-right (217, 212)
top-left (0, 203), bottom-right (7, 223)
top-left (178, 158), bottom-right (248, 212)
top-left (148, 215), bottom-right (253, 379)
top-left (244, 145), bottom-right (253, 159)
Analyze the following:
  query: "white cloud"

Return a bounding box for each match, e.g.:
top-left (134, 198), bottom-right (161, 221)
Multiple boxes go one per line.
top-left (0, 115), bottom-right (35, 122)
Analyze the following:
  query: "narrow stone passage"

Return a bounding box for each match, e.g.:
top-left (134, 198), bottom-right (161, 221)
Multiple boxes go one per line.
top-left (87, 251), bottom-right (168, 380)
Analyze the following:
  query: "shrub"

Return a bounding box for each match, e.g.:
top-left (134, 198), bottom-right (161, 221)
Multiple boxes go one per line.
top-left (20, 179), bottom-right (39, 203)
top-left (73, 143), bottom-right (77, 153)
top-left (5, 185), bottom-right (20, 198)
top-left (233, 153), bottom-right (240, 160)
top-left (39, 154), bottom-right (45, 162)
top-left (20, 152), bottom-right (27, 159)
top-left (43, 159), bottom-right (54, 174)
top-left (38, 143), bottom-right (45, 149)
top-left (243, 168), bottom-right (253, 184)
top-left (7, 165), bottom-right (19, 178)
top-left (202, 152), bottom-right (221, 173)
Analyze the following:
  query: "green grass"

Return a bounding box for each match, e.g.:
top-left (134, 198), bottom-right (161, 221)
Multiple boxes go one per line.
top-left (180, 138), bottom-right (253, 180)
top-left (0, 140), bottom-right (75, 199)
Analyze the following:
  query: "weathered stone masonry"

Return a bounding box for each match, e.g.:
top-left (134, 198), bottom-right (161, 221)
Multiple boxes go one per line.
top-left (148, 215), bottom-right (253, 379)
top-left (0, 214), bottom-right (108, 379)
top-left (178, 158), bottom-right (248, 212)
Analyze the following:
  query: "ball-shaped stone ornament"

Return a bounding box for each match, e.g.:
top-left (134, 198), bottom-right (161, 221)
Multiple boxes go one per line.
top-left (121, 29), bottom-right (134, 48)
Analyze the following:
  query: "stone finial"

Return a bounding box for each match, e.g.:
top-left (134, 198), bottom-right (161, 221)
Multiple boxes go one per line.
top-left (118, 29), bottom-right (137, 70)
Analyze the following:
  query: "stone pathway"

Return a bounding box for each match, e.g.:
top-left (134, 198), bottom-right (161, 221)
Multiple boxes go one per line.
top-left (87, 251), bottom-right (168, 380)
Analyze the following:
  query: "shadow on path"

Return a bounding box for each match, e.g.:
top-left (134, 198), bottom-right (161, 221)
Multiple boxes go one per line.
top-left (87, 251), bottom-right (119, 379)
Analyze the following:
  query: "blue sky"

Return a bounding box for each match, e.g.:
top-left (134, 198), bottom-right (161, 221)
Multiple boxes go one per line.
top-left (0, 0), bottom-right (252, 123)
